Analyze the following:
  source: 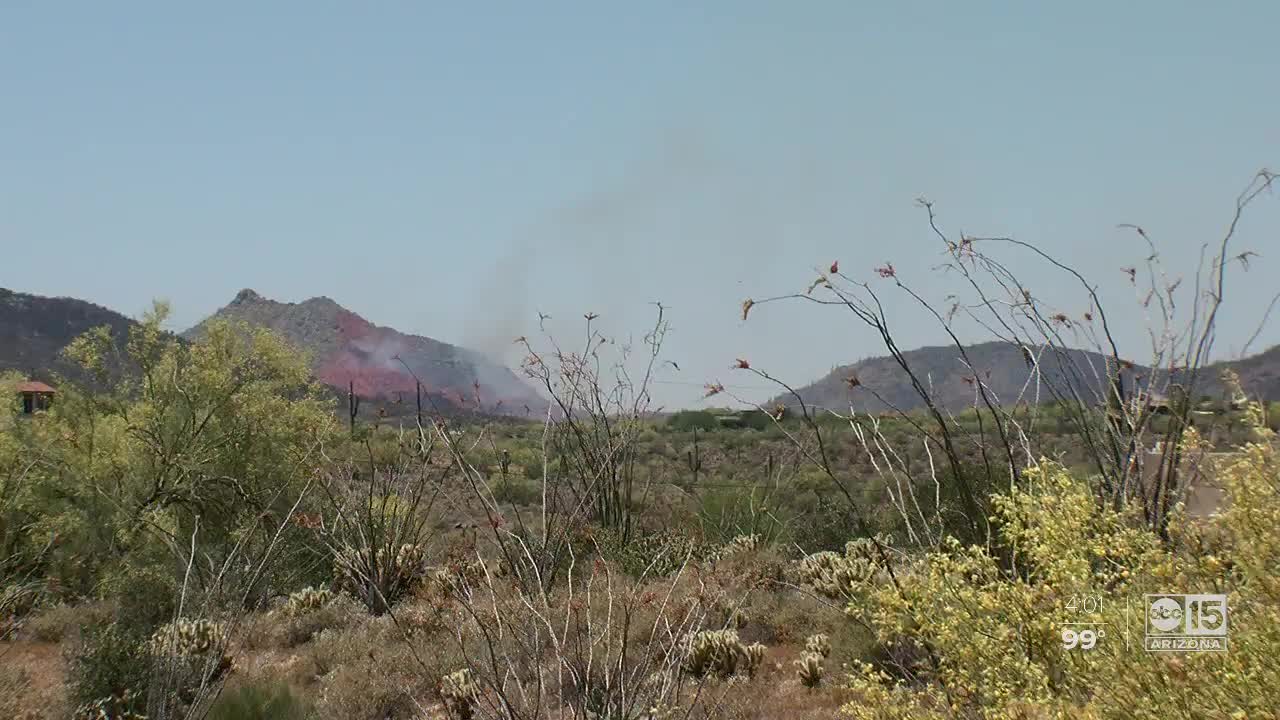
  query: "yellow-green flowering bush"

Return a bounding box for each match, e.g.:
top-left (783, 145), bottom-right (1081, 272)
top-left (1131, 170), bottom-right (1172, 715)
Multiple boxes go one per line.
top-left (839, 414), bottom-right (1280, 718)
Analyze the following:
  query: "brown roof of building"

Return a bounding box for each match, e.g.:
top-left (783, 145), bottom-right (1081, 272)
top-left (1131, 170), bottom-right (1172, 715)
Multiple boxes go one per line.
top-left (16, 381), bottom-right (56, 394)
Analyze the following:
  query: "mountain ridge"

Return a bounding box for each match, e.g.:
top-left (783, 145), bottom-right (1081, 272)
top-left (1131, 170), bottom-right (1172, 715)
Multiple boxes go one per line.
top-left (184, 289), bottom-right (547, 416)
top-left (6, 287), bottom-right (1277, 419)
top-left (773, 340), bottom-right (1280, 414)
top-left (0, 287), bottom-right (139, 387)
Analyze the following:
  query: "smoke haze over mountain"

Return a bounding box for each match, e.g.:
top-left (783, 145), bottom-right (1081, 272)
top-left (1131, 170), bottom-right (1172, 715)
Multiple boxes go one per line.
top-left (4, 3), bottom-right (1279, 408)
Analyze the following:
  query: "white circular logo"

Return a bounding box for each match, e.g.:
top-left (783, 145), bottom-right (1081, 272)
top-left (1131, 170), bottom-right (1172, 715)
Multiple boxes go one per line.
top-left (1148, 597), bottom-right (1183, 632)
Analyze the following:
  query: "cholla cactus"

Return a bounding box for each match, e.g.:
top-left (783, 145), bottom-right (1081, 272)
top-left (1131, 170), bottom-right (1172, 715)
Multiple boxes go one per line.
top-left (333, 543), bottom-right (429, 588)
top-left (704, 533), bottom-right (763, 564)
top-left (74, 692), bottom-right (147, 719)
top-left (804, 633), bottom-right (831, 659)
top-left (613, 530), bottom-right (700, 577)
top-left (796, 538), bottom-right (882, 600)
top-left (698, 584), bottom-right (749, 630)
top-left (148, 618), bottom-right (224, 657)
top-left (645, 703), bottom-right (679, 720)
top-left (284, 585), bottom-right (334, 616)
top-left (680, 629), bottom-right (766, 679)
top-left (395, 543), bottom-right (428, 578)
top-left (743, 642), bottom-right (767, 677)
top-left (431, 558), bottom-right (487, 597)
top-left (726, 606), bottom-right (749, 629)
top-left (795, 651), bottom-right (824, 689)
top-left (440, 668), bottom-right (480, 720)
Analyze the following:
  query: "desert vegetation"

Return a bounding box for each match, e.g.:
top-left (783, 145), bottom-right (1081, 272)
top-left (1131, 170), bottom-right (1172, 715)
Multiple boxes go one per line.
top-left (3, 172), bottom-right (1279, 718)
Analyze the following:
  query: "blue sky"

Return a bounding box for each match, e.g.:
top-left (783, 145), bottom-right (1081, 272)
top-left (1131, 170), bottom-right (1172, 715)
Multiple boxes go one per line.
top-left (3, 2), bottom-right (1278, 408)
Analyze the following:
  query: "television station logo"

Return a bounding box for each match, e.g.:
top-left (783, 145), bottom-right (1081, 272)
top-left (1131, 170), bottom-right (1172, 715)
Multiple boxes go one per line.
top-left (1144, 594), bottom-right (1228, 652)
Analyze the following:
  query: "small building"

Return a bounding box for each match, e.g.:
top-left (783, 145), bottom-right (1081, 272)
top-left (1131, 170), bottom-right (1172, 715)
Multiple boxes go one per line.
top-left (16, 380), bottom-right (56, 414)
top-left (713, 412), bottom-right (744, 429)
top-left (1144, 392), bottom-right (1171, 415)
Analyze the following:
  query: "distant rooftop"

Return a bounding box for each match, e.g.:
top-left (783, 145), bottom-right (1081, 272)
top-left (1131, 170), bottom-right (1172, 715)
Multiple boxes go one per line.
top-left (16, 381), bottom-right (56, 394)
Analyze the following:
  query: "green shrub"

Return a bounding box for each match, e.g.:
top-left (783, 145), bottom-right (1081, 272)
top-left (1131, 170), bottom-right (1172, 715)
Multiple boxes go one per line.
top-left (840, 427), bottom-right (1280, 719)
top-left (666, 411), bottom-right (718, 432)
top-left (491, 475), bottom-right (540, 506)
top-left (698, 487), bottom-right (786, 546)
top-left (738, 410), bottom-right (775, 431)
top-left (205, 681), bottom-right (310, 720)
top-left (67, 622), bottom-right (151, 714)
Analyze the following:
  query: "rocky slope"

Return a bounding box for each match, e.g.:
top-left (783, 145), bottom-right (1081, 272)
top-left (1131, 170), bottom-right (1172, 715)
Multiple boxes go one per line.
top-left (184, 289), bottom-right (546, 416)
top-left (776, 340), bottom-right (1280, 414)
top-left (0, 287), bottom-right (138, 386)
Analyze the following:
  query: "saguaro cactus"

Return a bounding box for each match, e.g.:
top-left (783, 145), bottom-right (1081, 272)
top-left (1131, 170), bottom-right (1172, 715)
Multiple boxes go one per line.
top-left (685, 427), bottom-right (703, 484)
top-left (348, 380), bottom-right (361, 434)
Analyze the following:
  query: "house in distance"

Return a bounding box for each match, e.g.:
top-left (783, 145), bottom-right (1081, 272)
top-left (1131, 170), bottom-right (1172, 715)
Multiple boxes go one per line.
top-left (16, 380), bottom-right (56, 415)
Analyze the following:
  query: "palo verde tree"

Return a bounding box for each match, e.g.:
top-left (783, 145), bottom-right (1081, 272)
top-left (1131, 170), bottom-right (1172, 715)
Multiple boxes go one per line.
top-left (13, 301), bottom-right (336, 604)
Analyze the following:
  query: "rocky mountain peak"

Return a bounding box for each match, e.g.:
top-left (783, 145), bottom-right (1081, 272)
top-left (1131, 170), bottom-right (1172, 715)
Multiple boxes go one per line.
top-left (186, 289), bottom-right (547, 416)
top-left (231, 288), bottom-right (266, 305)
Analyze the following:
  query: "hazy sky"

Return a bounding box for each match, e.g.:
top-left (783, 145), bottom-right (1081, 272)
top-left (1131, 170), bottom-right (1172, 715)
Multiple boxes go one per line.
top-left (3, 2), bottom-right (1278, 408)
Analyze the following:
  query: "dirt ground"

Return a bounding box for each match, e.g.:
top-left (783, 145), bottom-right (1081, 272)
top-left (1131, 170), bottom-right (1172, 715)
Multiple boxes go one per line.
top-left (0, 639), bottom-right (68, 717)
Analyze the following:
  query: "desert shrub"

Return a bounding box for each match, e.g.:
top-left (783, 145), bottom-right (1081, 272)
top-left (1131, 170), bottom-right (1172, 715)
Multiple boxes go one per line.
top-left (666, 410), bottom-right (719, 432)
top-left (66, 622), bottom-right (151, 715)
top-left (428, 557), bottom-right (490, 599)
top-left (804, 633), bottom-right (831, 658)
top-left (490, 475), bottom-right (540, 506)
top-left (745, 589), bottom-right (835, 645)
top-left (323, 452), bottom-right (441, 616)
top-left (794, 537), bottom-right (884, 603)
top-left (785, 483), bottom-right (867, 553)
top-left (837, 420), bottom-right (1280, 718)
top-left (245, 519), bottom-right (335, 607)
top-left (738, 410), bottom-right (775, 431)
top-left (205, 680), bottom-right (310, 720)
top-left (238, 594), bottom-right (357, 650)
top-left (145, 617), bottom-right (236, 715)
top-left (23, 601), bottom-right (113, 643)
top-left (307, 617), bottom-right (443, 720)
